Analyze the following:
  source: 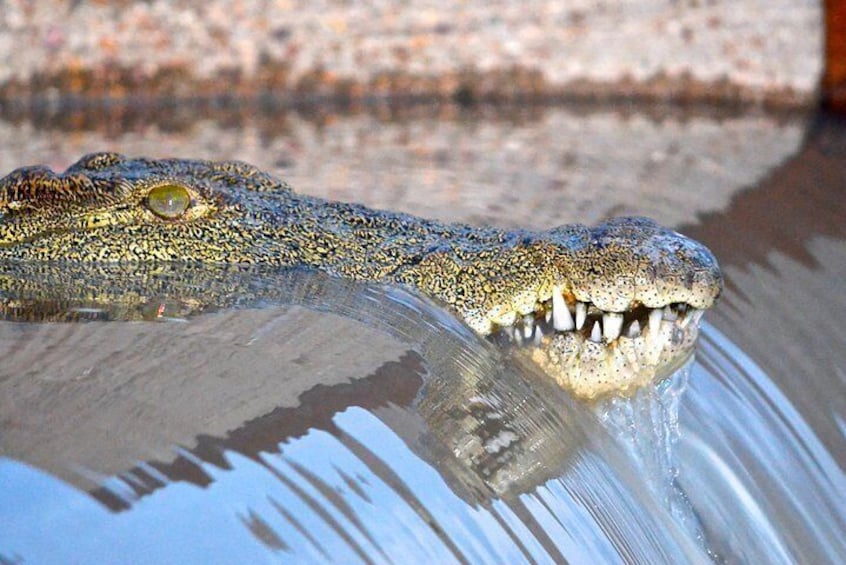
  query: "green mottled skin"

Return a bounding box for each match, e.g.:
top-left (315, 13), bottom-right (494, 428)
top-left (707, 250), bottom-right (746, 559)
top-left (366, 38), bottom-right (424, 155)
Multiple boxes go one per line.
top-left (0, 153), bottom-right (721, 397)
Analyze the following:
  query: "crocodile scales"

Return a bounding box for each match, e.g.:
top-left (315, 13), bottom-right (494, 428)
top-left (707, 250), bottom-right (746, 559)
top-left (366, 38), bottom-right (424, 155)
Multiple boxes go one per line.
top-left (0, 153), bottom-right (722, 398)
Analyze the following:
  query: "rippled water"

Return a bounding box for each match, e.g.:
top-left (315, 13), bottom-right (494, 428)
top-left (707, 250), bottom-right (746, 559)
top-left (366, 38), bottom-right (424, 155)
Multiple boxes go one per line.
top-left (0, 273), bottom-right (843, 563)
top-left (682, 325), bottom-right (846, 562)
top-left (1, 106), bottom-right (845, 563)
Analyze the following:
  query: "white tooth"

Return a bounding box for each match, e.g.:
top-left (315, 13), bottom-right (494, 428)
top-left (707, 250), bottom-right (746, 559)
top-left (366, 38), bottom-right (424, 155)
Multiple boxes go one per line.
top-left (590, 320), bottom-right (602, 343)
top-left (575, 302), bottom-right (588, 330)
top-left (544, 309), bottom-right (552, 324)
top-left (627, 319), bottom-right (641, 338)
top-left (523, 315), bottom-right (535, 339)
top-left (648, 308), bottom-right (663, 339)
top-left (603, 313), bottom-right (624, 341)
top-left (513, 327), bottom-right (524, 345)
top-left (682, 308), bottom-right (704, 328)
top-left (552, 287), bottom-right (575, 331)
top-left (663, 305), bottom-right (678, 322)
top-left (533, 326), bottom-right (543, 346)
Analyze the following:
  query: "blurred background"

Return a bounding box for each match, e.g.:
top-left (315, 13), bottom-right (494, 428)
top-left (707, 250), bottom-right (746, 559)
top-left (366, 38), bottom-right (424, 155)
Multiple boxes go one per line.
top-left (0, 0), bottom-right (838, 227)
top-left (0, 1), bottom-right (832, 106)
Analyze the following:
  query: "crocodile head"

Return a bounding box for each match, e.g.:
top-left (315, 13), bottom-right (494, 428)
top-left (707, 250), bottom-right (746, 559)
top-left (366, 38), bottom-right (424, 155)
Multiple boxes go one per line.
top-left (397, 214), bottom-right (721, 398)
top-left (0, 153), bottom-right (722, 399)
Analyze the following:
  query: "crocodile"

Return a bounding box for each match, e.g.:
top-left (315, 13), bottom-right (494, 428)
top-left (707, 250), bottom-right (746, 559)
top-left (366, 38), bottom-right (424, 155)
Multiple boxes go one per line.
top-left (0, 152), bottom-right (722, 398)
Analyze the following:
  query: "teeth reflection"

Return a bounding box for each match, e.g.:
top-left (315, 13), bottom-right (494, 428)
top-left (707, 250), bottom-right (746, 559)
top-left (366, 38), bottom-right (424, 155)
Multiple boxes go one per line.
top-left (603, 313), bottom-right (624, 341)
top-left (533, 325), bottom-right (543, 346)
top-left (627, 319), bottom-right (641, 338)
top-left (523, 315), bottom-right (535, 339)
top-left (648, 308), bottom-right (663, 339)
top-left (590, 320), bottom-right (602, 342)
top-left (682, 308), bottom-right (704, 328)
top-left (511, 327), bottom-right (522, 344)
top-left (575, 302), bottom-right (587, 330)
top-left (552, 286), bottom-right (575, 331)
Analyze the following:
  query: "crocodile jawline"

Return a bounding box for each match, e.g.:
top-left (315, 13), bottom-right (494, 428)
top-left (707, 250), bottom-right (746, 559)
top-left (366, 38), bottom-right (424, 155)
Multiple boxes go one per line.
top-left (0, 153), bottom-right (723, 399)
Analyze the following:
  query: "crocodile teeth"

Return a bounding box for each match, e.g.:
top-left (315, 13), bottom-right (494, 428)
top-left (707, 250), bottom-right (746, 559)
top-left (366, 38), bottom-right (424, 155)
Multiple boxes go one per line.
top-left (590, 320), bottom-right (602, 343)
top-left (575, 302), bottom-right (588, 330)
top-left (627, 319), bottom-right (641, 338)
top-left (552, 286), bottom-right (575, 331)
top-left (648, 308), bottom-right (664, 340)
top-left (512, 327), bottom-right (524, 345)
top-left (603, 313), bottom-right (624, 341)
top-left (681, 308), bottom-right (704, 328)
top-left (523, 315), bottom-right (535, 339)
top-left (663, 305), bottom-right (678, 322)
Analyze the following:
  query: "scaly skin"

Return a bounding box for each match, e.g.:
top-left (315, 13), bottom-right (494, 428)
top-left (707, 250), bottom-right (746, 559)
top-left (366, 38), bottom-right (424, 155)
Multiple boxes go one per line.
top-left (0, 153), bottom-right (722, 398)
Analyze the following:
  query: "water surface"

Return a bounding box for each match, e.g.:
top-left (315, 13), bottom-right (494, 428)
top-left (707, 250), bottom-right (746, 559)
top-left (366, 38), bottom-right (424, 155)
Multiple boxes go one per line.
top-left (0, 104), bottom-right (844, 563)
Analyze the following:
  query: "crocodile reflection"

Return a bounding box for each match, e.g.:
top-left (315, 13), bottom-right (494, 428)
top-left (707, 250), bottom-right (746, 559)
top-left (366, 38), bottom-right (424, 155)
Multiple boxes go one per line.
top-left (0, 265), bottom-right (597, 508)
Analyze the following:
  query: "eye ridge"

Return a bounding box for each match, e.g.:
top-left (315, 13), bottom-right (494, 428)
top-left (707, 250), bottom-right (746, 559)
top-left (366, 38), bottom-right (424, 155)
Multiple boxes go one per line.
top-left (145, 183), bottom-right (192, 220)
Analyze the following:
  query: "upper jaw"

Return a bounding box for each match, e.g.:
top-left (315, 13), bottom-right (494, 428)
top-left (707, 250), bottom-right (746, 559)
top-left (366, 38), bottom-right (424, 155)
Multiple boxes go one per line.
top-left (555, 217), bottom-right (723, 312)
top-left (483, 218), bottom-right (721, 398)
top-left (498, 285), bottom-right (706, 346)
top-left (473, 217), bottom-right (721, 337)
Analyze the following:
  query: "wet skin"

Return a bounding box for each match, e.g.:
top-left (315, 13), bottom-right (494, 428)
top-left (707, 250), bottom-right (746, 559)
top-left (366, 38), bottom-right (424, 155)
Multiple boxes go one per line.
top-left (0, 153), bottom-right (722, 398)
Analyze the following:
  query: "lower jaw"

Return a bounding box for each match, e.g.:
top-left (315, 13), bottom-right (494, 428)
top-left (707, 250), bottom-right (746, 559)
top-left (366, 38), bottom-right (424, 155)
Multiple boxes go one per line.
top-left (518, 320), bottom-right (700, 400)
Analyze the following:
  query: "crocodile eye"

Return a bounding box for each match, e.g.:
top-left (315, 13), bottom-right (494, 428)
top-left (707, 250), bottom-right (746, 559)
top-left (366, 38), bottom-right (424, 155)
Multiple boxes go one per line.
top-left (146, 183), bottom-right (191, 220)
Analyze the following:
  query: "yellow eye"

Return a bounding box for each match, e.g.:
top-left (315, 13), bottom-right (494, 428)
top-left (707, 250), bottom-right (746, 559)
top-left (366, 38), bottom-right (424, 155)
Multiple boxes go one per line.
top-left (146, 184), bottom-right (191, 220)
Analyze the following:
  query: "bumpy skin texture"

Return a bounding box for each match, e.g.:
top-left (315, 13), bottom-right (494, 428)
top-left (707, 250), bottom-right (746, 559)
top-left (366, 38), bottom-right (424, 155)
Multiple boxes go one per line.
top-left (0, 153), bottom-right (722, 397)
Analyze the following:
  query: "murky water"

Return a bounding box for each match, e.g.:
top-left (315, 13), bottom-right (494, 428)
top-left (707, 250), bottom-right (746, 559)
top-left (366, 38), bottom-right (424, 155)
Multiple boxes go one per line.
top-left (1, 104), bottom-right (844, 563)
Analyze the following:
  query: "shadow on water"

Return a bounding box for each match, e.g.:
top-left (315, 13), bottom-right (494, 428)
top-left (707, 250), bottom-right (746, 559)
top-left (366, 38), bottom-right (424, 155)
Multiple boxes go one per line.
top-left (0, 106), bottom-right (845, 563)
top-left (681, 113), bottom-right (846, 474)
top-left (0, 266), bottom-right (707, 562)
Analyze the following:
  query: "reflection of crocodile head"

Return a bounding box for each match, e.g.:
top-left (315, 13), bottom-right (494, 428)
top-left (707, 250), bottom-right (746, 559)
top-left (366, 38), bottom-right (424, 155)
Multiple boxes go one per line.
top-left (0, 153), bottom-right (722, 398)
top-left (0, 267), bottom-right (593, 516)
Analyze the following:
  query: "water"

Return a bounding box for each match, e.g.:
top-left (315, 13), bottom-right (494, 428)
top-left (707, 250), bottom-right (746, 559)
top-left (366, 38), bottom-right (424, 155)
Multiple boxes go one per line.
top-left (1, 104), bottom-right (845, 563)
top-left (0, 271), bottom-right (710, 563)
top-left (680, 325), bottom-right (846, 562)
top-left (0, 273), bottom-right (843, 563)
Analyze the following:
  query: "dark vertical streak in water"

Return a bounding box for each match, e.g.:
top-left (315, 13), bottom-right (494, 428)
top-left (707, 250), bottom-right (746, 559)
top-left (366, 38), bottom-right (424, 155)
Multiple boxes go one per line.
top-left (681, 113), bottom-right (846, 272)
top-left (486, 506), bottom-right (544, 565)
top-left (262, 461), bottom-right (375, 565)
top-left (336, 466), bottom-right (373, 503)
top-left (238, 509), bottom-right (289, 552)
top-left (335, 429), bottom-right (471, 565)
top-left (269, 496), bottom-right (332, 561)
top-left (285, 458), bottom-right (389, 563)
top-left (504, 497), bottom-right (569, 564)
